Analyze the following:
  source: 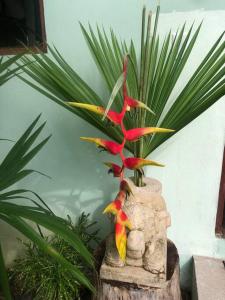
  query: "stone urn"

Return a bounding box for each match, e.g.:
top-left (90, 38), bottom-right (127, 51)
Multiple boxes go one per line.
top-left (101, 177), bottom-right (171, 285)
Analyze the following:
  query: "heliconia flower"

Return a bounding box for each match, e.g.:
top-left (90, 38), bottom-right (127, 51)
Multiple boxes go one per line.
top-left (116, 190), bottom-right (127, 203)
top-left (115, 222), bottom-right (126, 261)
top-left (125, 96), bottom-right (155, 114)
top-left (104, 162), bottom-right (123, 177)
top-left (107, 108), bottom-right (126, 125)
top-left (103, 199), bottom-right (122, 215)
top-left (120, 180), bottom-right (132, 195)
top-left (123, 157), bottom-right (165, 170)
top-left (123, 127), bottom-right (175, 141)
top-left (68, 102), bottom-right (127, 126)
top-left (67, 102), bottom-right (105, 114)
top-left (115, 210), bottom-right (132, 261)
top-left (122, 56), bottom-right (154, 114)
top-left (80, 137), bottom-right (125, 155)
top-left (103, 189), bottom-right (127, 215)
top-left (103, 188), bottom-right (128, 219)
top-left (117, 210), bottom-right (132, 230)
top-left (68, 98), bottom-right (152, 125)
top-left (103, 186), bottom-right (132, 261)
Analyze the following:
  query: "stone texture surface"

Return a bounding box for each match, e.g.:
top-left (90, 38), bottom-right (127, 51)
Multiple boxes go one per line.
top-left (104, 234), bottom-right (124, 267)
top-left (192, 255), bottom-right (225, 300)
top-left (111, 177), bottom-right (170, 282)
top-left (127, 230), bottom-right (145, 253)
top-left (98, 240), bottom-right (181, 300)
top-left (100, 259), bottom-right (164, 288)
top-left (143, 237), bottom-right (166, 276)
top-left (126, 256), bottom-right (143, 267)
top-left (103, 177), bottom-right (171, 282)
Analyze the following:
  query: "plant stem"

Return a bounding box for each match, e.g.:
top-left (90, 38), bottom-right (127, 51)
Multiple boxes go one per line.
top-left (134, 5), bottom-right (146, 186)
top-left (135, 8), bottom-right (153, 186)
top-left (139, 11), bottom-right (152, 160)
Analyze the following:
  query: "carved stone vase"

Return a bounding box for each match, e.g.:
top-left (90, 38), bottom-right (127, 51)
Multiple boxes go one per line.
top-left (100, 177), bottom-right (171, 286)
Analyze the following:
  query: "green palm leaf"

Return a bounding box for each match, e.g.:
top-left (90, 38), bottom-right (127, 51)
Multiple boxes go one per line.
top-left (0, 202), bottom-right (93, 266)
top-left (18, 48), bottom-right (125, 148)
top-left (17, 5), bottom-right (224, 168)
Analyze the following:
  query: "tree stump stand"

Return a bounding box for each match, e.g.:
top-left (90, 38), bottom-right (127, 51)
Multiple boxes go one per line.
top-left (96, 240), bottom-right (181, 300)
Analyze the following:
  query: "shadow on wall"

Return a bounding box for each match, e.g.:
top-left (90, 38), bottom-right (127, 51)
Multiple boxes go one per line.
top-left (180, 258), bottom-right (193, 291)
top-left (0, 220), bottom-right (25, 265)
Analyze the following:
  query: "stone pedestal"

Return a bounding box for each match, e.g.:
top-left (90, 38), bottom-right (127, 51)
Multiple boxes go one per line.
top-left (102, 177), bottom-right (171, 285)
top-left (96, 177), bottom-right (181, 299)
top-left (192, 256), bottom-right (225, 300)
top-left (98, 240), bottom-right (181, 300)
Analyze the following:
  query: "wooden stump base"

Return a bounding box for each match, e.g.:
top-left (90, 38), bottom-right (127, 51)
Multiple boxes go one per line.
top-left (97, 240), bottom-right (181, 300)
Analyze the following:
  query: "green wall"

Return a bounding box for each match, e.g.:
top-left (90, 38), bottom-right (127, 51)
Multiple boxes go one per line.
top-left (0, 0), bottom-right (225, 290)
top-left (160, 0), bottom-right (225, 12)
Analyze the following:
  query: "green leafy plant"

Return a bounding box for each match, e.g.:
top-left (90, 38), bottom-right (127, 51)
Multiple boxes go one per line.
top-left (0, 116), bottom-right (94, 300)
top-left (9, 213), bottom-right (100, 300)
top-left (17, 5), bottom-right (225, 186)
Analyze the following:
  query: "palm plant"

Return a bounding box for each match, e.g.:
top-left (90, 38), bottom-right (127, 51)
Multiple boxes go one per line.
top-left (0, 115), bottom-right (94, 300)
top-left (17, 5), bottom-right (225, 186)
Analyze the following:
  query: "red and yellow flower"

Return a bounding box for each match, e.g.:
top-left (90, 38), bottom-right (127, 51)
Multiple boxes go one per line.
top-left (80, 137), bottom-right (125, 155)
top-left (74, 55), bottom-right (174, 261)
top-left (123, 127), bottom-right (174, 141)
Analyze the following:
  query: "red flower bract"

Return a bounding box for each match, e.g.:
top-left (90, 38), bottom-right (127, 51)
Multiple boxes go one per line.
top-left (80, 137), bottom-right (125, 155)
top-left (123, 127), bottom-right (174, 141)
top-left (123, 157), bottom-right (165, 170)
top-left (104, 162), bottom-right (122, 177)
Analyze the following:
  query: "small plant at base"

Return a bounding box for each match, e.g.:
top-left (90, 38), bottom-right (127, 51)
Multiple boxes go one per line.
top-left (9, 213), bottom-right (100, 300)
top-left (71, 56), bottom-right (174, 260)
